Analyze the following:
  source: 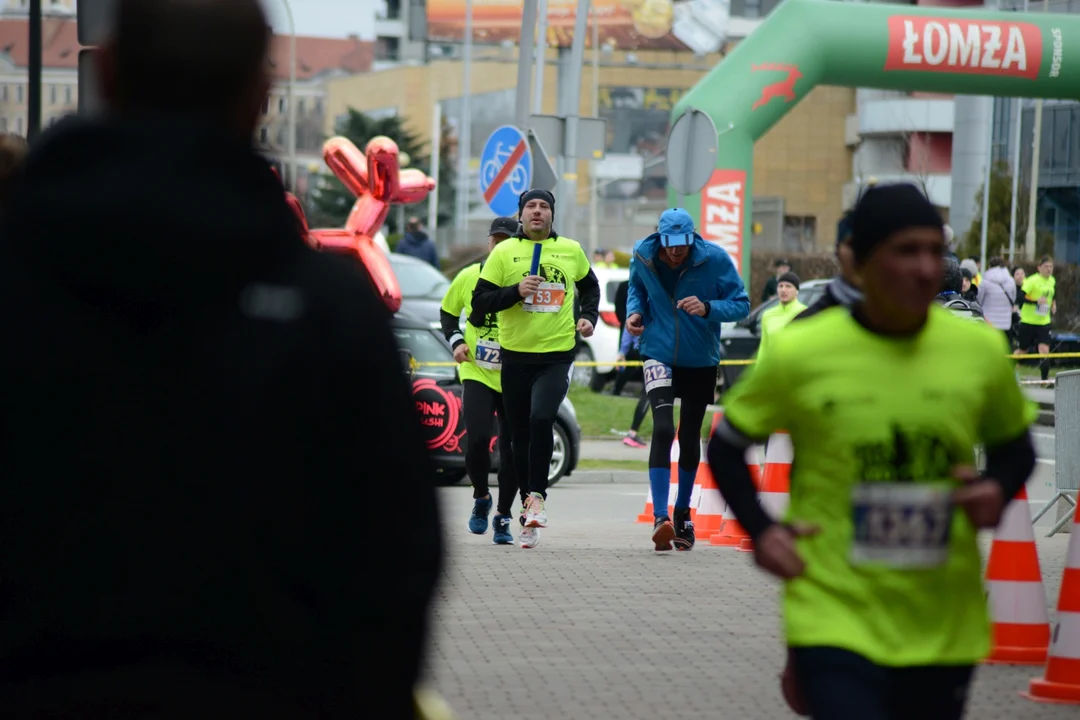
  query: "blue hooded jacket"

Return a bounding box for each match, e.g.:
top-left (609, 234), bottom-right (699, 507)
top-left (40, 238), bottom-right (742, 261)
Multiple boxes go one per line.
top-left (625, 234), bottom-right (749, 368)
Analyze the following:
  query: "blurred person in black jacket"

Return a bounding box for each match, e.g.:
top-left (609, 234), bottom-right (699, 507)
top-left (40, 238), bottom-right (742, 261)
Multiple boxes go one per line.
top-left (0, 0), bottom-right (441, 717)
top-left (793, 212), bottom-right (863, 323)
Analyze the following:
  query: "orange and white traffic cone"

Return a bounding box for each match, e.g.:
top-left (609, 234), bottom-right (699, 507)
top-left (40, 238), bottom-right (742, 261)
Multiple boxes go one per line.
top-left (984, 486), bottom-right (1050, 665)
top-left (693, 412), bottom-right (727, 539)
top-left (1023, 507), bottom-right (1080, 705)
top-left (711, 445), bottom-right (763, 548)
top-left (636, 484), bottom-right (655, 524)
top-left (739, 434), bottom-right (791, 553)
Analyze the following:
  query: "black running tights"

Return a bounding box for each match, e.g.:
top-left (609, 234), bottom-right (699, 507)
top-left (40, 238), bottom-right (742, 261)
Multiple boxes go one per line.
top-left (646, 369), bottom-right (713, 473)
top-left (462, 380), bottom-right (520, 515)
top-left (791, 647), bottom-right (974, 720)
top-left (500, 361), bottom-right (572, 499)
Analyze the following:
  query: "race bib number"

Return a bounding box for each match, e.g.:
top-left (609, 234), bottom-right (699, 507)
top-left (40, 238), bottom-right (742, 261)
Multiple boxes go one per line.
top-left (642, 359), bottom-right (673, 394)
top-left (474, 339), bottom-right (502, 370)
top-left (850, 483), bottom-right (952, 569)
top-left (524, 282), bottom-right (566, 313)
top-left (1037, 298), bottom-right (1050, 316)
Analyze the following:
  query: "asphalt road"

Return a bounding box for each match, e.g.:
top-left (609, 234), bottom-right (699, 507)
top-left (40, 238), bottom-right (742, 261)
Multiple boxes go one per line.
top-left (426, 485), bottom-right (1075, 720)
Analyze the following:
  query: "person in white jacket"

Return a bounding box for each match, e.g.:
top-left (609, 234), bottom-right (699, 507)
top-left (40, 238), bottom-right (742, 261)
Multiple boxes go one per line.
top-left (977, 256), bottom-right (1017, 344)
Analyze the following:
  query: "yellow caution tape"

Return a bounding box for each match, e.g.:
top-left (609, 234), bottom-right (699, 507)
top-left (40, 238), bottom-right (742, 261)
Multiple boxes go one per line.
top-left (407, 351), bottom-right (1080, 368)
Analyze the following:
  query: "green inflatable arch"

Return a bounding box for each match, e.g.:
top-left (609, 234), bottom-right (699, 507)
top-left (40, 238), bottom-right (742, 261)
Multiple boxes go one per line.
top-left (671, 0), bottom-right (1077, 279)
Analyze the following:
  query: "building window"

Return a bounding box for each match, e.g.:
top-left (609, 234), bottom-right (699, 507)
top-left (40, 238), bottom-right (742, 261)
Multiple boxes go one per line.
top-left (278, 96), bottom-right (286, 114)
top-left (0, 118), bottom-right (6, 131)
top-left (16, 85), bottom-right (23, 104)
top-left (783, 215), bottom-right (817, 250)
top-left (65, 86), bottom-right (72, 104)
top-left (1, 86), bottom-right (7, 102)
top-left (259, 126), bottom-right (268, 145)
top-left (314, 97), bottom-right (323, 114)
top-left (297, 98), bottom-right (305, 115)
top-left (49, 86), bottom-right (56, 105)
top-left (15, 117), bottom-right (23, 135)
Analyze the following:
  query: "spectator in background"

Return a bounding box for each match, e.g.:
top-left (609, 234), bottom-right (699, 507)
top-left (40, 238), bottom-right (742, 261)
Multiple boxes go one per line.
top-left (960, 257), bottom-right (981, 287)
top-left (615, 328), bottom-right (651, 450)
top-left (978, 257), bottom-right (1016, 346)
top-left (0, 0), bottom-right (441, 716)
top-left (943, 224), bottom-right (959, 261)
top-left (0, 132), bottom-right (28, 217)
top-left (758, 272), bottom-right (806, 358)
top-left (960, 268), bottom-right (978, 302)
top-left (760, 258), bottom-right (791, 303)
top-left (592, 248), bottom-right (616, 268)
top-left (1012, 266), bottom-right (1027, 336)
top-left (396, 216), bottom-right (439, 269)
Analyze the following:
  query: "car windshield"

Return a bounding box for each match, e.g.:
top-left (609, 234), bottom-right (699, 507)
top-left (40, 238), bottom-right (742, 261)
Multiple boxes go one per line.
top-left (394, 326), bottom-right (456, 380)
top-left (389, 255), bottom-right (450, 299)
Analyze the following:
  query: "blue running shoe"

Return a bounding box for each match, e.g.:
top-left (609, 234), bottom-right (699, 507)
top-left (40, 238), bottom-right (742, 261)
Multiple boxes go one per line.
top-left (492, 515), bottom-right (514, 545)
top-left (468, 496), bottom-right (492, 534)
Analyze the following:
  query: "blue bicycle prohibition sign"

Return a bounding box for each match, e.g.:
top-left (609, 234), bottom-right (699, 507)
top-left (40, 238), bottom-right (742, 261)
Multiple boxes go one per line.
top-left (479, 125), bottom-right (533, 217)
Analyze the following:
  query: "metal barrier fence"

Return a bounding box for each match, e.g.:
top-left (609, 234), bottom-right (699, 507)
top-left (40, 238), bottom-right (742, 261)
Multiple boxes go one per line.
top-left (1033, 369), bottom-right (1079, 536)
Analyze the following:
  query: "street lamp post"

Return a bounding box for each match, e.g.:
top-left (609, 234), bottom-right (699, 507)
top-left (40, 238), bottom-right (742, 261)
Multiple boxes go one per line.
top-left (282, 0), bottom-right (298, 193)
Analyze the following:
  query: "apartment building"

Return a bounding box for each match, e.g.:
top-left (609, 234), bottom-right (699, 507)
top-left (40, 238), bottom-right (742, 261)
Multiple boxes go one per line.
top-left (0, 8), bottom-right (373, 202)
top-left (258, 34), bottom-right (374, 197)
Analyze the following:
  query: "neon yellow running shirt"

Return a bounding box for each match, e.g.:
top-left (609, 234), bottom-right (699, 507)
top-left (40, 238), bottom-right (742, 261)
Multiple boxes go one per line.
top-left (440, 263), bottom-right (501, 393)
top-left (1020, 274), bottom-right (1055, 326)
top-left (722, 305), bottom-right (1036, 667)
top-left (478, 236), bottom-right (591, 354)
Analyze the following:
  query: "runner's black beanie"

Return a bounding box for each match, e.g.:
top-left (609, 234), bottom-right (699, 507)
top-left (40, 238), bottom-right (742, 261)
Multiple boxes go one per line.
top-left (850, 183), bottom-right (943, 264)
top-left (518, 189), bottom-right (555, 220)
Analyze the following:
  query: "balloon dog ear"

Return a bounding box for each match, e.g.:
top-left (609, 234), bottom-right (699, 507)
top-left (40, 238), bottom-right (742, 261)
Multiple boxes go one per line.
top-left (364, 135), bottom-right (401, 203)
top-left (323, 136), bottom-right (369, 199)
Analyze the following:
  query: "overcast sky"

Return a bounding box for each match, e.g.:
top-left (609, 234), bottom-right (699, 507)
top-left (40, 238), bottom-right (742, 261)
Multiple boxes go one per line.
top-left (264, 0), bottom-right (380, 39)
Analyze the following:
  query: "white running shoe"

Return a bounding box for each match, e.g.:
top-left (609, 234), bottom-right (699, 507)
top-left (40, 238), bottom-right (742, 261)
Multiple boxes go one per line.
top-left (519, 525), bottom-right (540, 549)
top-left (524, 492), bottom-right (548, 528)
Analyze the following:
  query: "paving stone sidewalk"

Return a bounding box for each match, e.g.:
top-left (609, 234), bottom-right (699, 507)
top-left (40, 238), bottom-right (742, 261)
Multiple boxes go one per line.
top-left (425, 485), bottom-right (1075, 720)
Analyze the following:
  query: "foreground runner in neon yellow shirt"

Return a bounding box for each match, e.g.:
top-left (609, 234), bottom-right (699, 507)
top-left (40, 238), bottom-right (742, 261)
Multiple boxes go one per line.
top-left (707, 183), bottom-right (1037, 719)
top-left (471, 190), bottom-right (600, 547)
top-left (440, 216), bottom-right (520, 544)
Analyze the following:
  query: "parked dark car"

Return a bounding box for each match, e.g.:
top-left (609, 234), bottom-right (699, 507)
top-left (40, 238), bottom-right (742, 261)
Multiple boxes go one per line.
top-left (387, 252), bottom-right (450, 328)
top-left (393, 308), bottom-right (581, 485)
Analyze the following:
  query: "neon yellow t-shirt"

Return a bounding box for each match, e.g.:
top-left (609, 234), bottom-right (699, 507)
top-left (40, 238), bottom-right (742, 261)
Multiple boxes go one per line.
top-left (1020, 274), bottom-right (1055, 326)
top-left (723, 305), bottom-right (1037, 667)
top-left (440, 263), bottom-right (501, 393)
top-left (758, 299), bottom-right (807, 357)
top-left (478, 236), bottom-right (591, 354)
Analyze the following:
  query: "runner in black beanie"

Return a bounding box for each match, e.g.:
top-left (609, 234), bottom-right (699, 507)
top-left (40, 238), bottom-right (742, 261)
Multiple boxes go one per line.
top-left (850, 183), bottom-right (944, 264)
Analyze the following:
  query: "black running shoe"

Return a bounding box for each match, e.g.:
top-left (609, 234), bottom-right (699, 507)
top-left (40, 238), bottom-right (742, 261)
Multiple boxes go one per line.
top-left (652, 517), bottom-right (675, 552)
top-left (673, 508), bottom-right (696, 551)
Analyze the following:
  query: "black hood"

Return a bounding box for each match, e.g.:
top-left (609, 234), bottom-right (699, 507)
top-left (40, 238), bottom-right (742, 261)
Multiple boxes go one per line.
top-left (2, 114), bottom-right (305, 318)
